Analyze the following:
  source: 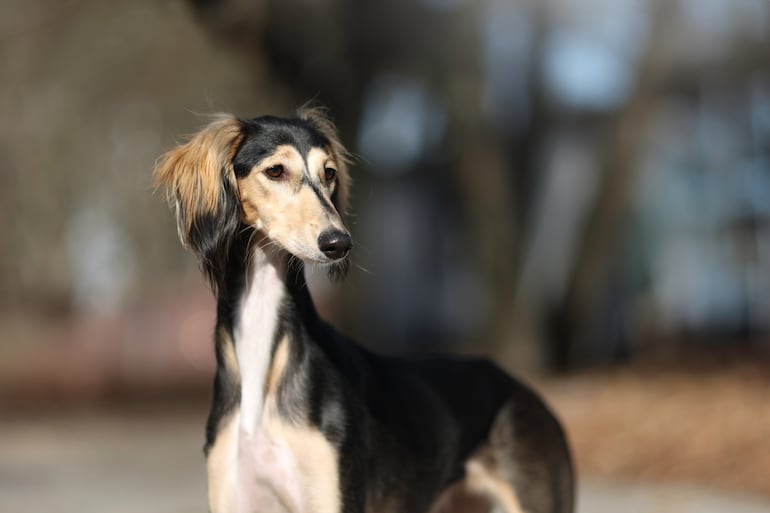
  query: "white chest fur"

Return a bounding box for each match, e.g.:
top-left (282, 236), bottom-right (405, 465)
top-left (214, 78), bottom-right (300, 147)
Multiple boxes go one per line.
top-left (206, 256), bottom-right (341, 513)
top-left (234, 254), bottom-right (284, 434)
top-left (208, 404), bottom-right (341, 513)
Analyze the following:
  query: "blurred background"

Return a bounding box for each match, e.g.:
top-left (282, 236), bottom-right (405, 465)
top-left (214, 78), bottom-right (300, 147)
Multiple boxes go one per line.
top-left (1, 0), bottom-right (770, 512)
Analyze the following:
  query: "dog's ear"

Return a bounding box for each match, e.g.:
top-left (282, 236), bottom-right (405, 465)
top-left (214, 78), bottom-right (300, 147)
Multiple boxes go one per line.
top-left (154, 115), bottom-right (244, 288)
top-left (298, 106), bottom-right (352, 216)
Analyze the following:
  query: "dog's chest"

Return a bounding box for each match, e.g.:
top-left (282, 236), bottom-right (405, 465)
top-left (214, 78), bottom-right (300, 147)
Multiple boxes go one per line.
top-left (208, 262), bottom-right (341, 513)
top-left (236, 418), bottom-right (306, 513)
top-left (208, 407), bottom-right (341, 513)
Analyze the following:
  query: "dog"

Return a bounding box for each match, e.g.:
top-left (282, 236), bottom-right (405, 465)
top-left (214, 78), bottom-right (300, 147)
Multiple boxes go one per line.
top-left (154, 108), bottom-right (574, 513)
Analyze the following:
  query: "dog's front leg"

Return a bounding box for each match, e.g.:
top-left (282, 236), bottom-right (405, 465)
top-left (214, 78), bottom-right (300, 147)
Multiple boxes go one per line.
top-left (335, 437), bottom-right (368, 513)
top-left (206, 413), bottom-right (244, 513)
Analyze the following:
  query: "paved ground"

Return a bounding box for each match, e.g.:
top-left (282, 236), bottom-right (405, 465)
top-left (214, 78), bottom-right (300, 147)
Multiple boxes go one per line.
top-left (0, 408), bottom-right (205, 513)
top-left (1, 408), bottom-right (769, 513)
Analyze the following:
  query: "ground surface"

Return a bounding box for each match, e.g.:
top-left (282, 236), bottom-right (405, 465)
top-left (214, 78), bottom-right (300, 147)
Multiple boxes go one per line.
top-left (540, 352), bottom-right (770, 499)
top-left (1, 406), bottom-right (769, 513)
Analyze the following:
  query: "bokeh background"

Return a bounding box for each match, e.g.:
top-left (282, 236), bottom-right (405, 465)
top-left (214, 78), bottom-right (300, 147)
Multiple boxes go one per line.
top-left (2, 0), bottom-right (770, 512)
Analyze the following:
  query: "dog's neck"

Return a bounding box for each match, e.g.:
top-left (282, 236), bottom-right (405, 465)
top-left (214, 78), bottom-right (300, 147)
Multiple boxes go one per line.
top-left (226, 235), bottom-right (314, 435)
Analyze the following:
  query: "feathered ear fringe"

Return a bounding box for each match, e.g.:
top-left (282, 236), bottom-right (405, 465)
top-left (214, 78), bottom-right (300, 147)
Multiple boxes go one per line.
top-left (154, 115), bottom-right (244, 291)
top-left (297, 105), bottom-right (353, 216)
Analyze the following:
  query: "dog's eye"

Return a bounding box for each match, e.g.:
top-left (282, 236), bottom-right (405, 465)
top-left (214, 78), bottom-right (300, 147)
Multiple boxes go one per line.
top-left (265, 164), bottom-right (284, 179)
top-left (324, 167), bottom-right (337, 182)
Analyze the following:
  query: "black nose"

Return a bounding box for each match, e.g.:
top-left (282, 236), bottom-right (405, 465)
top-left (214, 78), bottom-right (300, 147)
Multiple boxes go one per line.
top-left (318, 230), bottom-right (352, 260)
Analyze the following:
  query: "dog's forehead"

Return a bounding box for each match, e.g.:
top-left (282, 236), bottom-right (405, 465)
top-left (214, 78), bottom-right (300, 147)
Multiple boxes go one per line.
top-left (233, 117), bottom-right (329, 177)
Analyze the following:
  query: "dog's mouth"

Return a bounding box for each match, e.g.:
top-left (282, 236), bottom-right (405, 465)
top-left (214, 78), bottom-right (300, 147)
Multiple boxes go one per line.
top-left (253, 227), bottom-right (351, 280)
top-left (302, 250), bottom-right (351, 281)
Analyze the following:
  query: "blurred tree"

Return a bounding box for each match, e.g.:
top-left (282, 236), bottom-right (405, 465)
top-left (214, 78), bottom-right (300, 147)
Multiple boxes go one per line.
top-left (186, 0), bottom-right (549, 359)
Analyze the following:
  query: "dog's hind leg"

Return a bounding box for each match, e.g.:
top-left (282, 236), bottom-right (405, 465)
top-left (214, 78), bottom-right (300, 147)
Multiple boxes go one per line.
top-left (463, 396), bottom-right (574, 513)
top-left (464, 456), bottom-right (526, 513)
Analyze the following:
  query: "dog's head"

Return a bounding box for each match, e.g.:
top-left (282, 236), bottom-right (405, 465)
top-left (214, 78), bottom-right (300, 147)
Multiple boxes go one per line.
top-left (154, 108), bottom-right (352, 286)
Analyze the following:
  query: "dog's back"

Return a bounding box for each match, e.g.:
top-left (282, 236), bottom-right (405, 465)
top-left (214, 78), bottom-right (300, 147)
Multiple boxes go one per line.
top-left (307, 322), bottom-right (575, 513)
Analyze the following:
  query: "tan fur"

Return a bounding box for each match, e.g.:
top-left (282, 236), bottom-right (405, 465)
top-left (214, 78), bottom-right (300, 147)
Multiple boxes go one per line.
top-left (265, 335), bottom-right (290, 396)
top-left (159, 111), bottom-right (350, 513)
top-left (237, 145), bottom-right (347, 261)
top-left (218, 326), bottom-right (241, 384)
top-left (207, 412), bottom-right (240, 513)
top-left (263, 411), bottom-right (341, 513)
top-left (307, 146), bottom-right (339, 193)
top-left (153, 115), bottom-right (243, 245)
top-left (298, 106), bottom-right (352, 214)
top-left (154, 111), bottom-right (351, 258)
top-left (237, 144), bottom-right (301, 228)
top-left (262, 336), bottom-right (341, 513)
top-left (428, 482), bottom-right (492, 513)
top-left (465, 458), bottom-right (526, 513)
top-left (206, 330), bottom-right (243, 513)
top-left (207, 336), bottom-right (341, 513)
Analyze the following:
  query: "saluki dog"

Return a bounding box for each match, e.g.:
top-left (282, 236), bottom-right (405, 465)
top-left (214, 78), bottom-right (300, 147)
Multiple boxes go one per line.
top-left (154, 108), bottom-right (574, 513)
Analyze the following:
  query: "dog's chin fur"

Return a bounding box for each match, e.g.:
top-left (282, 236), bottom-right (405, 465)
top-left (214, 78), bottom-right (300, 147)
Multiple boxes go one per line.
top-left (256, 235), bottom-right (350, 283)
top-left (299, 255), bottom-right (350, 282)
top-left (325, 257), bottom-right (350, 282)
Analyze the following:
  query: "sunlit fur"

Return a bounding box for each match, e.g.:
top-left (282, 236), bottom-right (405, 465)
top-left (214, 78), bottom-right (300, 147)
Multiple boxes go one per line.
top-left (154, 109), bottom-right (574, 513)
top-left (154, 115), bottom-right (243, 248)
top-left (154, 108), bottom-right (352, 289)
top-left (237, 145), bottom-right (347, 264)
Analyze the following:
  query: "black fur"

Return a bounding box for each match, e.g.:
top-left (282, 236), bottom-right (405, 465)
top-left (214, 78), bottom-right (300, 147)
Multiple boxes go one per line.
top-left (232, 116), bottom-right (330, 178)
top-left (185, 177), bottom-right (243, 295)
top-left (171, 114), bottom-right (574, 513)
